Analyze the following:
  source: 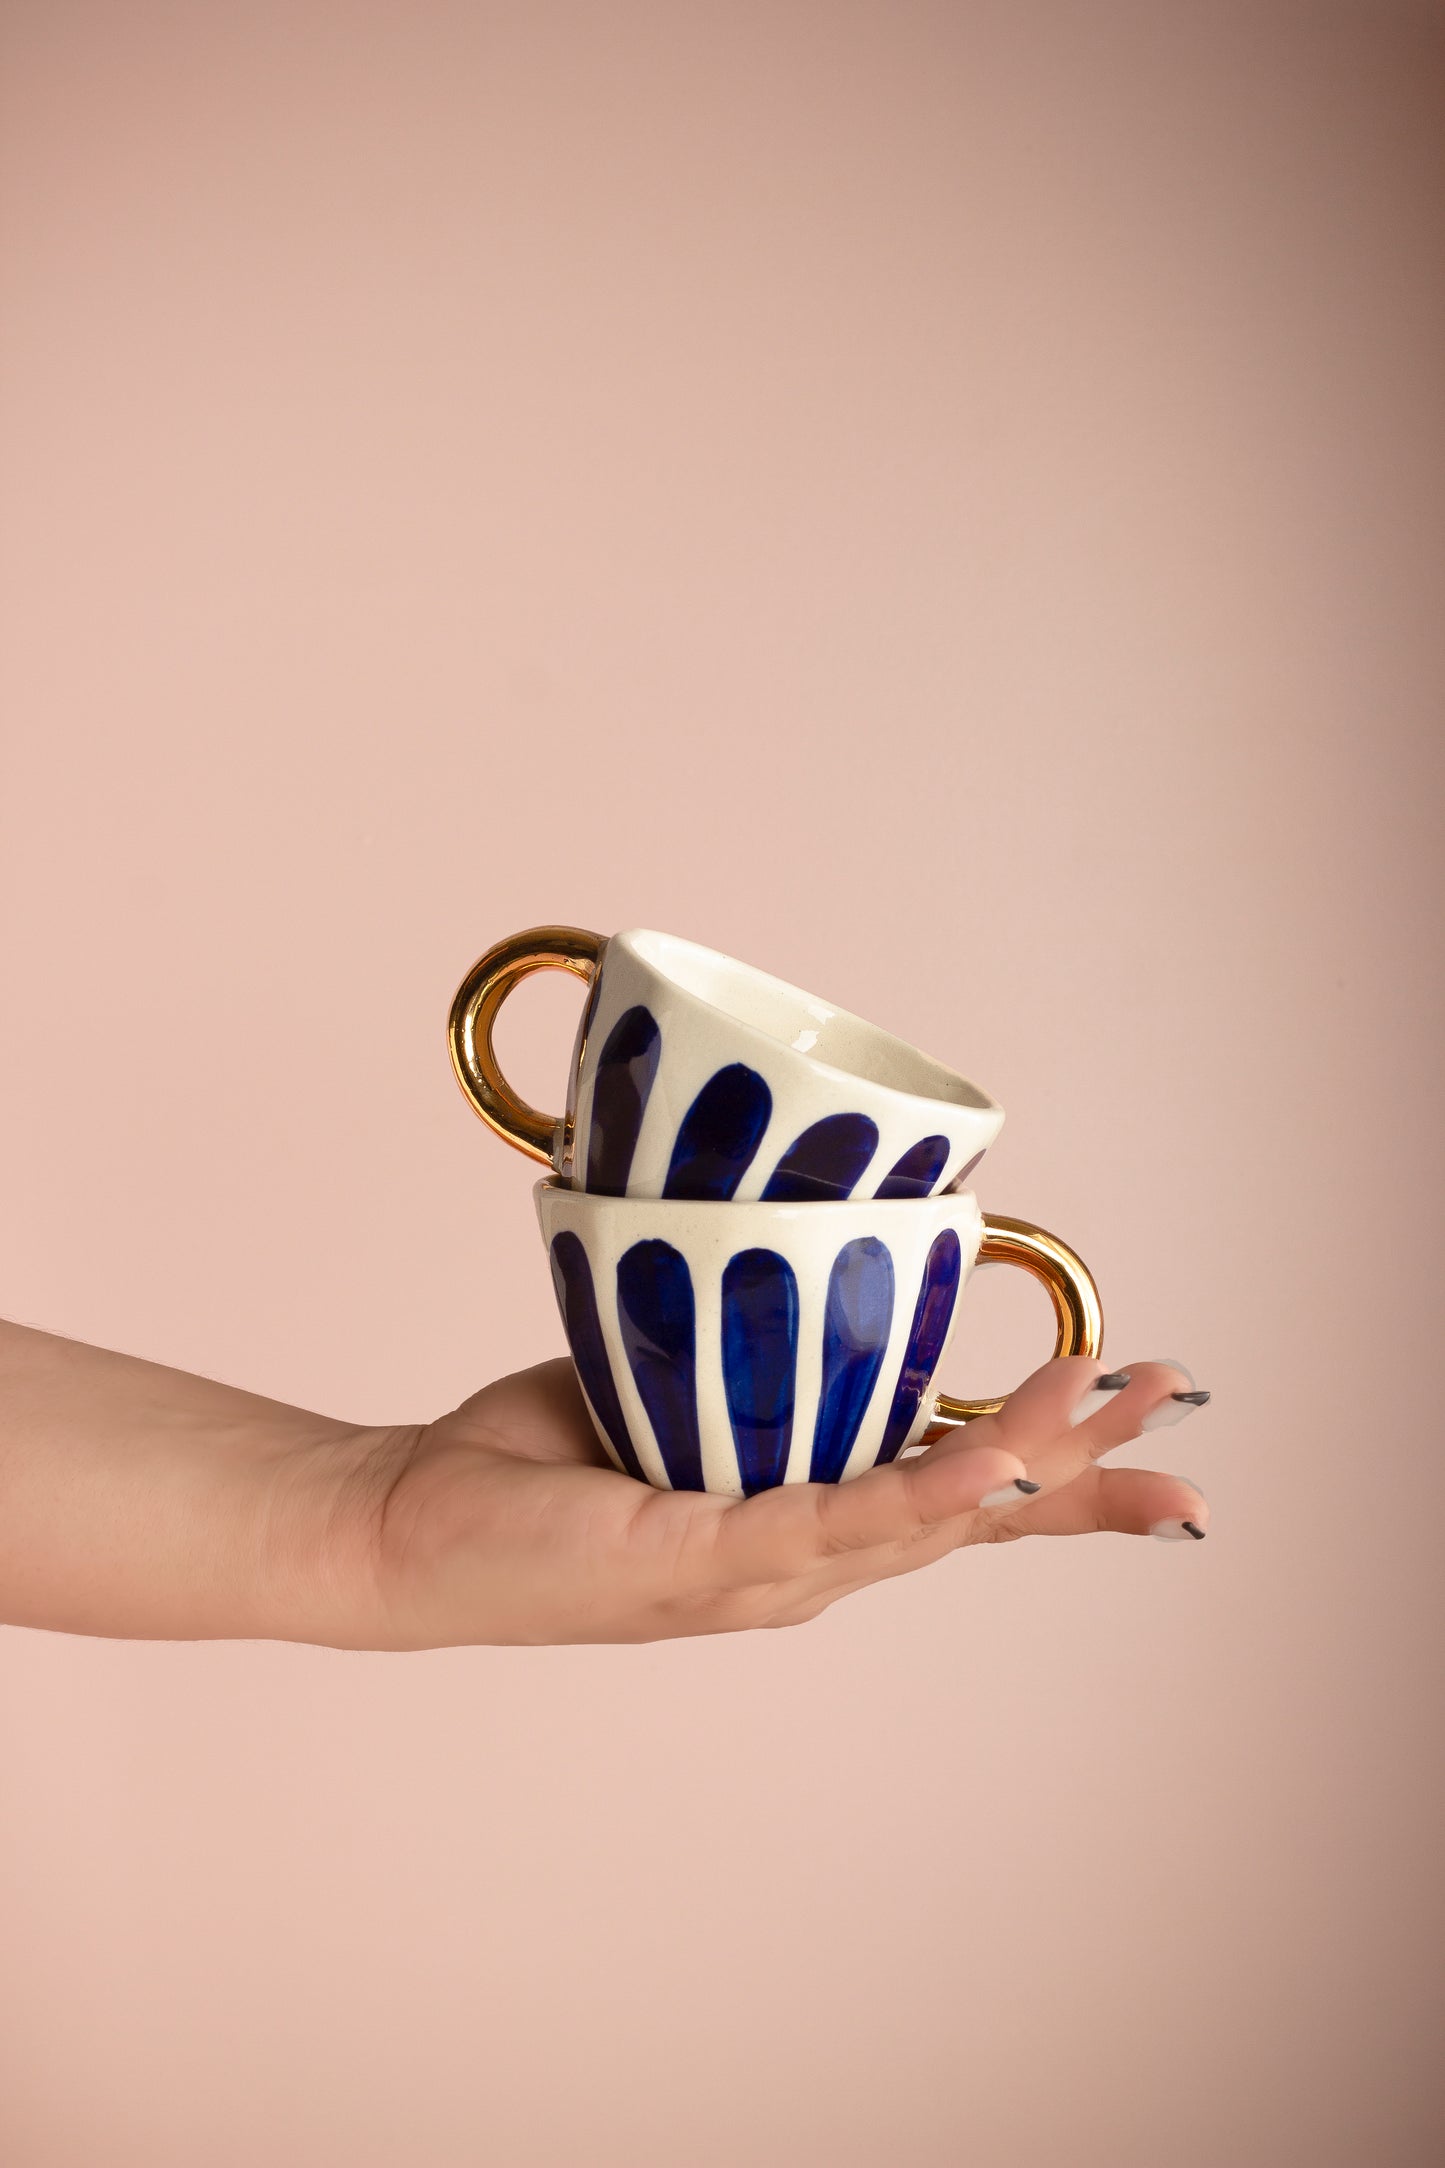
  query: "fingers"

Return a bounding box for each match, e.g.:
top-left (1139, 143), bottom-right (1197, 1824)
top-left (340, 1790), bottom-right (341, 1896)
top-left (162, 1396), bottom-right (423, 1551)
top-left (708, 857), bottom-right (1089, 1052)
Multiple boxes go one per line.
top-left (712, 1436), bottom-right (1034, 1590)
top-left (706, 1355), bottom-right (1210, 1592)
top-left (996, 1357), bottom-right (1211, 1507)
top-left (1062, 1359), bottom-right (1207, 1453)
top-left (794, 1465), bottom-right (1210, 1622)
top-left (988, 1356), bottom-right (1203, 1461)
top-left (1001, 1464), bottom-right (1209, 1541)
top-left (674, 1352), bottom-right (1213, 1633)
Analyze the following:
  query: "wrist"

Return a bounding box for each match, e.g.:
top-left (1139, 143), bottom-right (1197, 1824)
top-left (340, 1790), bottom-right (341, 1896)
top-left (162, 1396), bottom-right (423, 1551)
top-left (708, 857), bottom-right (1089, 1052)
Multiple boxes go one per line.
top-left (245, 1421), bottom-right (425, 1649)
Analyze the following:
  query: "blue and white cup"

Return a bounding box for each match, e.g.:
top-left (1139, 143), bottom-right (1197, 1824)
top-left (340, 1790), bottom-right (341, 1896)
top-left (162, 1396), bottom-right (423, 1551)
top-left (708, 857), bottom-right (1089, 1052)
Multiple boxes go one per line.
top-left (536, 1182), bottom-right (1102, 1495)
top-left (450, 925), bottom-right (1005, 1201)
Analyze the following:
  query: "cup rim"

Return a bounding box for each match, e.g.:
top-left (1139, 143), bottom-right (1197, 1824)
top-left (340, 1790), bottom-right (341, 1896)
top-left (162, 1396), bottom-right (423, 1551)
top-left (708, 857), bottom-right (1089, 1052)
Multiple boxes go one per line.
top-left (534, 1175), bottom-right (984, 1219)
top-left (612, 927), bottom-right (1001, 1120)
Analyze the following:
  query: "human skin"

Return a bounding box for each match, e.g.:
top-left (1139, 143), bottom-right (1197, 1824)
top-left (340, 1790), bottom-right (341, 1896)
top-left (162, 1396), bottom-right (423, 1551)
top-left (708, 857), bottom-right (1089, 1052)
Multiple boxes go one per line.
top-left (0, 1320), bottom-right (1209, 1648)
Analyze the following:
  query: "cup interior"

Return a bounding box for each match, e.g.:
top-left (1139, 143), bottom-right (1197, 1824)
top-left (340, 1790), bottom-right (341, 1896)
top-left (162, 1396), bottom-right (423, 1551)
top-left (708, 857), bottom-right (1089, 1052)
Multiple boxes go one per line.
top-left (623, 928), bottom-right (996, 1110)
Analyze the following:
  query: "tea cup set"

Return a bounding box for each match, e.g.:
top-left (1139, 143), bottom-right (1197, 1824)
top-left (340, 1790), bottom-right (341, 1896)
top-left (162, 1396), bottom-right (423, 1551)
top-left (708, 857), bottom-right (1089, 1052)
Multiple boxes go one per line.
top-left (448, 926), bottom-right (1103, 1498)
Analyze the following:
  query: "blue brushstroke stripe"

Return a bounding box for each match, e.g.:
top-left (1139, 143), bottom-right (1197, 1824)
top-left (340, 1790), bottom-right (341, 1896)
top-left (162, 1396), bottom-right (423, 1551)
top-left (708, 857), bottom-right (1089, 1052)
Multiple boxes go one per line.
top-left (875, 1229), bottom-right (963, 1464)
top-left (585, 1005), bottom-right (662, 1195)
top-left (721, 1249), bottom-right (799, 1495)
top-left (663, 1064), bottom-right (772, 1201)
top-left (876, 1134), bottom-right (951, 1200)
top-left (761, 1112), bottom-right (880, 1203)
top-left (809, 1236), bottom-right (895, 1483)
top-left (548, 1232), bottom-right (645, 1482)
top-left (616, 1239), bottom-right (706, 1491)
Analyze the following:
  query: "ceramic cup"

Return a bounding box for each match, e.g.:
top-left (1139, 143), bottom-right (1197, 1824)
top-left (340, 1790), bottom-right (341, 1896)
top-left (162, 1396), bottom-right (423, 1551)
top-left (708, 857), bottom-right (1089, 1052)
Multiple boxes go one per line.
top-left (536, 1181), bottom-right (1102, 1495)
top-left (450, 925), bottom-right (1005, 1201)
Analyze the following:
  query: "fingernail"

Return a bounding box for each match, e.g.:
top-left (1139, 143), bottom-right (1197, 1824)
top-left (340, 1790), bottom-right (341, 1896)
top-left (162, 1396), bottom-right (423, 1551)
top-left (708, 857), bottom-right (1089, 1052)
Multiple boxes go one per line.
top-left (1153, 1358), bottom-right (1197, 1387)
top-left (980, 1477), bottom-right (1042, 1507)
top-left (1140, 1389), bottom-right (1211, 1432)
top-left (1068, 1371), bottom-right (1131, 1427)
top-left (1151, 1517), bottom-right (1208, 1541)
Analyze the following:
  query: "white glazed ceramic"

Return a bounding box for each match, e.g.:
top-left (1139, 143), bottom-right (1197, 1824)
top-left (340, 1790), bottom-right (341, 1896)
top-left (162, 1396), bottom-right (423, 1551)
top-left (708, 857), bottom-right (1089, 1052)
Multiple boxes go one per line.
top-left (451, 925), bottom-right (1005, 1201)
top-left (537, 1180), bottom-right (986, 1496)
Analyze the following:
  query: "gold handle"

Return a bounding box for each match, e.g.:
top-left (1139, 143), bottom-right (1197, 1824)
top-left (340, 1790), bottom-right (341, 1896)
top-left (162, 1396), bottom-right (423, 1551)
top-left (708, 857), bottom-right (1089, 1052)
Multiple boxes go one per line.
top-left (925, 1213), bottom-right (1104, 1434)
top-left (448, 926), bottom-right (605, 1165)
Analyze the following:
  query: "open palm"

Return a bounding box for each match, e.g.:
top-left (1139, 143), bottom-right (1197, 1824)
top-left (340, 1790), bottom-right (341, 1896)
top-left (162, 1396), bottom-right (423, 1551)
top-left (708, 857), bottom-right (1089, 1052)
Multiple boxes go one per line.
top-left (351, 1356), bottom-right (1208, 1648)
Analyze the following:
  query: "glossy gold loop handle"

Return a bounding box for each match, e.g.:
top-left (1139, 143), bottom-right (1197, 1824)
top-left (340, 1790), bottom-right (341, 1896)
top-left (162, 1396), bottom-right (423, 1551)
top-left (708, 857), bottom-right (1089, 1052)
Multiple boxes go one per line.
top-left (448, 926), bottom-right (605, 1165)
top-left (925, 1213), bottom-right (1103, 1435)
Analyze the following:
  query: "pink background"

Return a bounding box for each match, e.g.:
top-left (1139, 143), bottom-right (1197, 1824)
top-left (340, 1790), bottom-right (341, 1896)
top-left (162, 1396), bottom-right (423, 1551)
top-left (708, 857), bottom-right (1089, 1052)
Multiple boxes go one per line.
top-left (2, 4), bottom-right (1442, 2163)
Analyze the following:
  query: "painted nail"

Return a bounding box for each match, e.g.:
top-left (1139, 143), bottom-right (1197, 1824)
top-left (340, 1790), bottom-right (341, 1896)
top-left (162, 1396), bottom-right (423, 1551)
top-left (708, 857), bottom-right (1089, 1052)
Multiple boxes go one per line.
top-left (980, 1478), bottom-right (1042, 1507)
top-left (1140, 1388), bottom-right (1211, 1433)
top-left (1068, 1371), bottom-right (1132, 1427)
top-left (1151, 1518), bottom-right (1207, 1541)
top-left (1153, 1358), bottom-right (1197, 1387)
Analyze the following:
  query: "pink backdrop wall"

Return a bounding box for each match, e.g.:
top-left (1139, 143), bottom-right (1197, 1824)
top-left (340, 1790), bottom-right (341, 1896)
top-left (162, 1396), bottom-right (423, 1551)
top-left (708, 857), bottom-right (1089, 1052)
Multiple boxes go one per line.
top-left (2, 5), bottom-right (1442, 2163)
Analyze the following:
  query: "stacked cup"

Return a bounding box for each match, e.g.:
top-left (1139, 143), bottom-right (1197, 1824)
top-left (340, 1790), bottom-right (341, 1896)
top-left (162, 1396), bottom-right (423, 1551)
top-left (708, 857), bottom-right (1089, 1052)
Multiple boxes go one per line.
top-left (448, 927), bottom-right (1102, 1497)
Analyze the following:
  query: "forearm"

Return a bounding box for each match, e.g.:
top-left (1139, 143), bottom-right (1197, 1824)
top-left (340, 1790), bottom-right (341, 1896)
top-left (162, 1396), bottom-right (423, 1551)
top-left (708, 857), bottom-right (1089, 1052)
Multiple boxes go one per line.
top-left (0, 1320), bottom-right (382, 1642)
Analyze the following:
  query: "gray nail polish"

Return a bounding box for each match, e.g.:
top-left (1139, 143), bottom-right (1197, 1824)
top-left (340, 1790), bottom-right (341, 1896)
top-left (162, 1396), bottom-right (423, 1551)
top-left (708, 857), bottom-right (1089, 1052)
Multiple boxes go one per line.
top-left (1150, 1517), bottom-right (1208, 1541)
top-left (980, 1477), bottom-right (1041, 1507)
top-left (1068, 1372), bottom-right (1131, 1427)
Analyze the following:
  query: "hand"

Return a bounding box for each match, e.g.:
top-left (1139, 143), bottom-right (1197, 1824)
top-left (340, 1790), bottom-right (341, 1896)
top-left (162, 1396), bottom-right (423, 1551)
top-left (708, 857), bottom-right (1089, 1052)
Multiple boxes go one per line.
top-left (0, 1322), bottom-right (1209, 1648)
top-left (335, 1356), bottom-right (1211, 1648)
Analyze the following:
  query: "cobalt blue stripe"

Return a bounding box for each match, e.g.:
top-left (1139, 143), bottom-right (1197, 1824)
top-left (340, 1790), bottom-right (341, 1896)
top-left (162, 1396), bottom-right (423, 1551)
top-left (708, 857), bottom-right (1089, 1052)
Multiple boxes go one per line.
top-left (944, 1148), bottom-right (987, 1195)
top-left (721, 1248), bottom-right (799, 1496)
top-left (663, 1064), bottom-right (772, 1201)
top-left (809, 1236), bottom-right (895, 1483)
top-left (875, 1133), bottom-right (951, 1200)
top-left (548, 1232), bottom-right (645, 1482)
top-left (585, 1005), bottom-right (662, 1195)
top-left (875, 1229), bottom-right (964, 1464)
top-left (616, 1239), bottom-right (706, 1491)
top-left (761, 1112), bottom-right (879, 1203)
